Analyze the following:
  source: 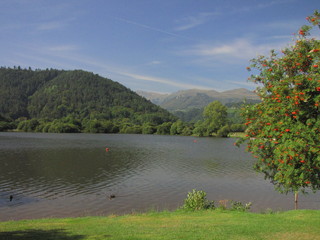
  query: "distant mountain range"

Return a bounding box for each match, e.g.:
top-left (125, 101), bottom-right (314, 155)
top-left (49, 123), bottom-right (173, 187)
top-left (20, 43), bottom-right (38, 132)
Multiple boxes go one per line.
top-left (136, 88), bottom-right (260, 111)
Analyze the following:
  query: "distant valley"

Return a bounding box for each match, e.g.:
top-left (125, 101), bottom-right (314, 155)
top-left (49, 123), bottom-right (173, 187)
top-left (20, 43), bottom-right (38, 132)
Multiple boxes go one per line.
top-left (136, 88), bottom-right (260, 112)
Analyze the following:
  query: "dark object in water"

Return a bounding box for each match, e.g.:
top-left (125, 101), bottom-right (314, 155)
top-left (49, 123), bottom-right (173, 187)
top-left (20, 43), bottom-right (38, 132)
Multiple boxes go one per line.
top-left (9, 195), bottom-right (13, 202)
top-left (109, 194), bottom-right (116, 200)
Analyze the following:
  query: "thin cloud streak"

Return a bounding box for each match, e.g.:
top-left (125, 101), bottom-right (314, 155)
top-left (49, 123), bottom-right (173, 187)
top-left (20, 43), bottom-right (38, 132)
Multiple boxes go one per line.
top-left (174, 12), bottom-right (217, 31)
top-left (228, 0), bottom-right (297, 14)
top-left (22, 44), bottom-right (210, 91)
top-left (146, 60), bottom-right (162, 65)
top-left (13, 52), bottom-right (77, 70)
top-left (117, 71), bottom-right (210, 90)
top-left (113, 17), bottom-right (192, 40)
top-left (227, 80), bottom-right (257, 88)
top-left (181, 38), bottom-right (288, 62)
top-left (37, 21), bottom-right (66, 31)
top-left (264, 19), bottom-right (302, 32)
top-left (46, 45), bottom-right (78, 52)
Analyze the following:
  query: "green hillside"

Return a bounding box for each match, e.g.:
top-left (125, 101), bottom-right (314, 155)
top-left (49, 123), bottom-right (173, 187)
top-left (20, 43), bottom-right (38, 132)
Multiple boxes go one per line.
top-left (0, 67), bottom-right (176, 133)
top-left (0, 67), bottom-right (61, 119)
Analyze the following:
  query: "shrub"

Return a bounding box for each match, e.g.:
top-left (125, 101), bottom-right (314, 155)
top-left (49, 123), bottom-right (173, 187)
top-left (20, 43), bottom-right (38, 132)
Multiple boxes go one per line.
top-left (182, 189), bottom-right (215, 211)
top-left (230, 201), bottom-right (252, 212)
top-left (142, 124), bottom-right (156, 134)
top-left (121, 125), bottom-right (142, 134)
top-left (0, 121), bottom-right (16, 131)
top-left (17, 119), bottom-right (40, 132)
top-left (229, 123), bottom-right (246, 132)
top-left (156, 122), bottom-right (172, 135)
top-left (217, 125), bottom-right (230, 137)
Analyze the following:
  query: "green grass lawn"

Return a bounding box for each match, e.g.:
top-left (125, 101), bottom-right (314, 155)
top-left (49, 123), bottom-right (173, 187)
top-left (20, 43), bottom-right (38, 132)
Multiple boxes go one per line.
top-left (0, 210), bottom-right (320, 240)
top-left (228, 132), bottom-right (246, 138)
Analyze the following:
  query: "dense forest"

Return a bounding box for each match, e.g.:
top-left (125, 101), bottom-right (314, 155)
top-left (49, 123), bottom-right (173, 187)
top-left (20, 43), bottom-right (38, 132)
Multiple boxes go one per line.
top-left (0, 67), bottom-right (177, 134)
top-left (0, 67), bottom-right (248, 136)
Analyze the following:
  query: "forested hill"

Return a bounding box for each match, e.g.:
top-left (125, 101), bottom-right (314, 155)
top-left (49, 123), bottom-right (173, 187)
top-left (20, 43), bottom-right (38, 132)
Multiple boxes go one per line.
top-left (0, 67), bottom-right (61, 119)
top-left (0, 67), bottom-right (176, 133)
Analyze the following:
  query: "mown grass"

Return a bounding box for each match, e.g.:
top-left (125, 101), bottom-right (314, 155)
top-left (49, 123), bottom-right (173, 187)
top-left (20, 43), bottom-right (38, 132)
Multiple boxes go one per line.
top-left (0, 210), bottom-right (320, 240)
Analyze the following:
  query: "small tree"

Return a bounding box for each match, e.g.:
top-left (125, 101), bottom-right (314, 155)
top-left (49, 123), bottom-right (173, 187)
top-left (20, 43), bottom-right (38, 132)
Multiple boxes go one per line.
top-left (237, 11), bottom-right (320, 209)
top-left (203, 101), bottom-right (228, 136)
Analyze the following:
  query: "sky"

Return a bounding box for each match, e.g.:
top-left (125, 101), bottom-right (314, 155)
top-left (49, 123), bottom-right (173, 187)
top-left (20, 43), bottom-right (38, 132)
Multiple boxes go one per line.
top-left (1, 0), bottom-right (319, 93)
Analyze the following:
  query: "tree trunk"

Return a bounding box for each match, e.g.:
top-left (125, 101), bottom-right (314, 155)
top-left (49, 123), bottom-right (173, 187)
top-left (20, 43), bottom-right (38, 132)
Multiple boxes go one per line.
top-left (294, 192), bottom-right (298, 210)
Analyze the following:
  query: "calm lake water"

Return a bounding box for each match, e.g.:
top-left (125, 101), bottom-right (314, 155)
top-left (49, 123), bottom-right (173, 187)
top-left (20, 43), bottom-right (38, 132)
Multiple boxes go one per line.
top-left (0, 132), bottom-right (319, 220)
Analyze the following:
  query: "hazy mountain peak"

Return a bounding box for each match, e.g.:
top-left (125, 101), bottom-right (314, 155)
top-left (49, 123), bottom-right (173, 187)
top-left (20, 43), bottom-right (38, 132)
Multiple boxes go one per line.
top-left (136, 88), bottom-right (259, 111)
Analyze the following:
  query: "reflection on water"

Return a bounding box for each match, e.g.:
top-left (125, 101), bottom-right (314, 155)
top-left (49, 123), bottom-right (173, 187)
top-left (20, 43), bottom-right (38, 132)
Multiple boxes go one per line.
top-left (0, 132), bottom-right (319, 220)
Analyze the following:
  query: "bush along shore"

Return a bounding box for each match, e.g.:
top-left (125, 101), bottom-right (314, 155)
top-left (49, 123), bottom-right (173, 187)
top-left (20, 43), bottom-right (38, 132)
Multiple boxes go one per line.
top-left (0, 190), bottom-right (320, 240)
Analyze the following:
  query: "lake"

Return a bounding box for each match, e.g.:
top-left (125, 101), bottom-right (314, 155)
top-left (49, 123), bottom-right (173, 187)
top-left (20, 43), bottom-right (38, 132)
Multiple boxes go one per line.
top-left (0, 132), bottom-right (319, 220)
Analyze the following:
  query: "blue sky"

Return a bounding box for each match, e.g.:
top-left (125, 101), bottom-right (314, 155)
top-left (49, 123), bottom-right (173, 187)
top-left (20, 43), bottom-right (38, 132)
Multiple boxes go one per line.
top-left (1, 0), bottom-right (319, 93)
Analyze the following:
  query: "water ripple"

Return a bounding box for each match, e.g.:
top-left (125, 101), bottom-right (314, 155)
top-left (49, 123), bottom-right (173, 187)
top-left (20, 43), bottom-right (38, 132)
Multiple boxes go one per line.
top-left (0, 133), bottom-right (319, 220)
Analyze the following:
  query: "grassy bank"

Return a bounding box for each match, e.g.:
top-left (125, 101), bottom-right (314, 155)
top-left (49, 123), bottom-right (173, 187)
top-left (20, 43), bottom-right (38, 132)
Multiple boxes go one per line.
top-left (228, 132), bottom-right (246, 138)
top-left (0, 210), bottom-right (320, 240)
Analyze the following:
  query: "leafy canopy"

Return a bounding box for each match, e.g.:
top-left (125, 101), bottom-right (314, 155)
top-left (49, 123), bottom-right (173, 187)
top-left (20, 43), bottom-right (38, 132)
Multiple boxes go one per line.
top-left (203, 100), bottom-right (228, 134)
top-left (0, 68), bottom-right (177, 133)
top-left (238, 11), bottom-right (320, 194)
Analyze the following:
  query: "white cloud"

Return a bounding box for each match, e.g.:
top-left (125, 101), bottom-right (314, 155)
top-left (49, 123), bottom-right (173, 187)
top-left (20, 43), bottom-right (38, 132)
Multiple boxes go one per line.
top-left (226, 80), bottom-right (257, 89)
top-left (181, 38), bottom-right (288, 62)
top-left (269, 35), bottom-right (293, 40)
top-left (264, 19), bottom-right (303, 33)
top-left (45, 45), bottom-right (78, 52)
top-left (256, 0), bottom-right (297, 9)
top-left (227, 0), bottom-right (297, 15)
top-left (37, 21), bottom-right (66, 31)
top-left (174, 12), bottom-right (217, 31)
top-left (117, 71), bottom-right (209, 90)
top-left (147, 60), bottom-right (162, 65)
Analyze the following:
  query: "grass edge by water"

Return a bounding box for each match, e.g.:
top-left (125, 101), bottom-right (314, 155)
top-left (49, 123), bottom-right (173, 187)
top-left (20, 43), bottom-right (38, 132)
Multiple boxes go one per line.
top-left (1, 209), bottom-right (320, 240)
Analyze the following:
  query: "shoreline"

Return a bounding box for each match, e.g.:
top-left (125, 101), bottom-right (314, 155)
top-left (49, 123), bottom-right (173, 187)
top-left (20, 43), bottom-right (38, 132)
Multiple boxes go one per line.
top-left (0, 203), bottom-right (319, 222)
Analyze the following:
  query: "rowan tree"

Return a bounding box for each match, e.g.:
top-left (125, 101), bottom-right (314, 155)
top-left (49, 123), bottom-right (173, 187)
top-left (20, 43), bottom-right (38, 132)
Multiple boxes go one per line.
top-left (237, 11), bottom-right (320, 208)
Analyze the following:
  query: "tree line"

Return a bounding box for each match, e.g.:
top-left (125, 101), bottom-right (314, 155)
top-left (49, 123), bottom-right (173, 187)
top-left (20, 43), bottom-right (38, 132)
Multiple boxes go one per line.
top-left (0, 67), bottom-right (247, 136)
